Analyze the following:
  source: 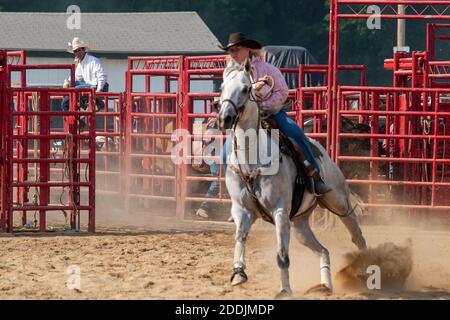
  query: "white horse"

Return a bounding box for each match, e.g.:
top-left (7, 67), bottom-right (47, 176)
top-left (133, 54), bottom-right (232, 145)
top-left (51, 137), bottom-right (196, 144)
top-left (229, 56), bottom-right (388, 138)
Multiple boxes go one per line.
top-left (217, 59), bottom-right (367, 298)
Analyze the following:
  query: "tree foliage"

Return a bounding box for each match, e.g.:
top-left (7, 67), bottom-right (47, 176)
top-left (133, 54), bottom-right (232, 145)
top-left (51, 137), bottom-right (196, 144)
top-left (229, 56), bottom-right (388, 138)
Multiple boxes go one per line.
top-left (0, 0), bottom-right (436, 84)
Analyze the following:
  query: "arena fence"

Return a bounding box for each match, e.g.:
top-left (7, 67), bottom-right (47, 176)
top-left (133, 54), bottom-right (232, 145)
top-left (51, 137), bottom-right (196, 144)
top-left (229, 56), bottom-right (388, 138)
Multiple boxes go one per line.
top-left (1, 2), bottom-right (450, 231)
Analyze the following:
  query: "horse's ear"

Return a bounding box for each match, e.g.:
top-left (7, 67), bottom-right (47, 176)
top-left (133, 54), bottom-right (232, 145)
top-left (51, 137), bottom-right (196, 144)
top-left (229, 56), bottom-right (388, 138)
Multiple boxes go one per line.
top-left (244, 58), bottom-right (252, 73)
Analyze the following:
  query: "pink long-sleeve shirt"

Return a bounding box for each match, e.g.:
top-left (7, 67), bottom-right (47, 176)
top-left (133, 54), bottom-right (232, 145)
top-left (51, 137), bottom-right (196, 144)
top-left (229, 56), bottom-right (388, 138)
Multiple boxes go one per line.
top-left (250, 57), bottom-right (289, 114)
top-left (207, 57), bottom-right (289, 128)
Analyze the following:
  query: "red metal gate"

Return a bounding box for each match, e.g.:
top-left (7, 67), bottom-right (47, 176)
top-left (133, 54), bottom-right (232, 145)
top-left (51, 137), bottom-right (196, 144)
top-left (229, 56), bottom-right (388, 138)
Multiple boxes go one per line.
top-left (0, 59), bottom-right (96, 232)
top-left (2, 1), bottom-right (450, 230)
top-left (298, 64), bottom-right (367, 154)
top-left (337, 87), bottom-right (450, 210)
top-left (124, 56), bottom-right (183, 217)
top-left (94, 92), bottom-right (125, 199)
top-left (427, 24), bottom-right (450, 89)
top-left (326, 0), bottom-right (450, 213)
top-left (179, 55), bottom-right (229, 218)
top-left (0, 50), bottom-right (8, 231)
top-left (7, 86), bottom-right (96, 232)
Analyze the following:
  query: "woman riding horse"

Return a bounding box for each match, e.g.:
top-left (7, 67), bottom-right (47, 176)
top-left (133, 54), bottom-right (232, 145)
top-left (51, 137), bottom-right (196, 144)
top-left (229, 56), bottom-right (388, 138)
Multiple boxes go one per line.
top-left (219, 32), bottom-right (331, 195)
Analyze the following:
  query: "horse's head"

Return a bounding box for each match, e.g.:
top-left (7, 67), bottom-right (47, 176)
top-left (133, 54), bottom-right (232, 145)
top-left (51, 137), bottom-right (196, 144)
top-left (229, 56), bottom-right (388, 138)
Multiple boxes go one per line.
top-left (217, 59), bottom-right (253, 130)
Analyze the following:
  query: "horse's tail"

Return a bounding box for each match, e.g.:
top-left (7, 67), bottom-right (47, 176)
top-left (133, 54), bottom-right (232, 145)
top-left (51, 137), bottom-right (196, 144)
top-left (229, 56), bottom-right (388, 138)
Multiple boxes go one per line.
top-left (349, 190), bottom-right (367, 217)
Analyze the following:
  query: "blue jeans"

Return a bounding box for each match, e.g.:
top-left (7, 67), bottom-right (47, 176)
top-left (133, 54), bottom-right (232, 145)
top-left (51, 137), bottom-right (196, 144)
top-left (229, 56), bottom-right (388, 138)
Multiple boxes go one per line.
top-left (61, 82), bottom-right (109, 111)
top-left (199, 160), bottom-right (221, 212)
top-left (220, 109), bottom-right (321, 173)
top-left (270, 109), bottom-right (321, 172)
top-left (205, 161), bottom-right (220, 198)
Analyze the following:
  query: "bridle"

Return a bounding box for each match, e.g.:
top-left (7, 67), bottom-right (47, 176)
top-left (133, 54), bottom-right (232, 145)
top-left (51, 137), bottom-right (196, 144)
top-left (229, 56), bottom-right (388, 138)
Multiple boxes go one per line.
top-left (220, 98), bottom-right (244, 129)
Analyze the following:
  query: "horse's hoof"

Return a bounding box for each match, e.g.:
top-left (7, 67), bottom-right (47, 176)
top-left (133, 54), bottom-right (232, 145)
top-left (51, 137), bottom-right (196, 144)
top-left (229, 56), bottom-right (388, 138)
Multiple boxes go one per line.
top-left (274, 289), bottom-right (292, 300)
top-left (230, 267), bottom-right (248, 286)
top-left (304, 284), bottom-right (332, 296)
top-left (231, 274), bottom-right (247, 286)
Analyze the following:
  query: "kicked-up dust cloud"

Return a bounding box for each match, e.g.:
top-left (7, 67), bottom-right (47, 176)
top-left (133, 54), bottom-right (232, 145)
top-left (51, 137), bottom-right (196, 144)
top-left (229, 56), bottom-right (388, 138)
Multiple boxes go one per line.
top-left (336, 239), bottom-right (413, 292)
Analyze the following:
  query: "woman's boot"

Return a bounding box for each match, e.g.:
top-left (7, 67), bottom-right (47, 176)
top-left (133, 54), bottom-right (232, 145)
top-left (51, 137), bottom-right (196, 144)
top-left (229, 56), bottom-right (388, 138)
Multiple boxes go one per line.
top-left (304, 160), bottom-right (332, 196)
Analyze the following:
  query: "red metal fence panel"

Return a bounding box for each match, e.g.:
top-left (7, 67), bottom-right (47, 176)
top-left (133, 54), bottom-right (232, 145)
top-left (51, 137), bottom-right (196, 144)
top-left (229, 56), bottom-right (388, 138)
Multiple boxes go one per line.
top-left (298, 64), bottom-right (367, 154)
top-left (0, 50), bottom-right (8, 231)
top-left (179, 55), bottom-right (229, 218)
top-left (94, 92), bottom-right (125, 199)
top-left (337, 86), bottom-right (450, 211)
top-left (324, 1), bottom-right (450, 214)
top-left (427, 24), bottom-right (450, 88)
top-left (2, 5), bottom-right (450, 232)
top-left (8, 87), bottom-right (96, 232)
top-left (124, 56), bottom-right (183, 217)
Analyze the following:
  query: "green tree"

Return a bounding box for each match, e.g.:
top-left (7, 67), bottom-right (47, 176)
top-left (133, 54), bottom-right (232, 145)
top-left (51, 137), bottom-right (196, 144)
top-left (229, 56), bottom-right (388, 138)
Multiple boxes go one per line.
top-left (0, 0), bottom-right (438, 85)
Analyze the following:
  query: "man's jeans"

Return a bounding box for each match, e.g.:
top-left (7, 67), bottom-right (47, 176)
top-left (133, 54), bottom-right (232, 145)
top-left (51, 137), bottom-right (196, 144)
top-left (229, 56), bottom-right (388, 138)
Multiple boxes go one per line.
top-left (205, 161), bottom-right (220, 198)
top-left (61, 82), bottom-right (109, 111)
top-left (198, 160), bottom-right (221, 213)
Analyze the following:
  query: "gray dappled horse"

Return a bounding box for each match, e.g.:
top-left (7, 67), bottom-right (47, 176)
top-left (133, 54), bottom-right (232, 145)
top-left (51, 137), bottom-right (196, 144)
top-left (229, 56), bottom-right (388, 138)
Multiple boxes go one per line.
top-left (217, 59), bottom-right (367, 298)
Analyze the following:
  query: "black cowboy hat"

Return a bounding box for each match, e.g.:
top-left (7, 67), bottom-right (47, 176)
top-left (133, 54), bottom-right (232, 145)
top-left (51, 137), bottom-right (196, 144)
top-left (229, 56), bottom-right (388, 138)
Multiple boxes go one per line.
top-left (218, 32), bottom-right (262, 51)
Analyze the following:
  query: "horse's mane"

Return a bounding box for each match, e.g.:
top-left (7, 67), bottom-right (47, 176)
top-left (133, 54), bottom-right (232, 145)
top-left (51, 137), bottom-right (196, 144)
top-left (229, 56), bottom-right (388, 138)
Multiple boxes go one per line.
top-left (223, 59), bottom-right (253, 81)
top-left (223, 60), bottom-right (240, 79)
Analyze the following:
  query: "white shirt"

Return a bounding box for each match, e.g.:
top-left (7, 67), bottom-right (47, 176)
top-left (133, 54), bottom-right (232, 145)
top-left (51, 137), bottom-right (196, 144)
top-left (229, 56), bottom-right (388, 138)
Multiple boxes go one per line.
top-left (75, 54), bottom-right (107, 92)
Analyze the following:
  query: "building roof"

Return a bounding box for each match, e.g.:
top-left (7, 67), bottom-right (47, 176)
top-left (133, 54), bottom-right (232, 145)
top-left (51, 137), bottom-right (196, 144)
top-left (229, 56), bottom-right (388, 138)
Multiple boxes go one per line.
top-left (0, 12), bottom-right (222, 55)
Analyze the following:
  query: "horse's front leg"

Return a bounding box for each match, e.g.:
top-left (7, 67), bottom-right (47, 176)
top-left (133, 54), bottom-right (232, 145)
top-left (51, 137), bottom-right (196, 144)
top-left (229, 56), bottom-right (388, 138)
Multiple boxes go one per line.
top-left (230, 204), bottom-right (255, 286)
top-left (273, 204), bottom-right (292, 298)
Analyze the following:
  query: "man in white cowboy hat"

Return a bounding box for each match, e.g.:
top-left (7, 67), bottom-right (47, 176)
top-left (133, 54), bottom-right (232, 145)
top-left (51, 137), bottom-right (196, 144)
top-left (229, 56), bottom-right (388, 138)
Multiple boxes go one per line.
top-left (62, 37), bottom-right (109, 115)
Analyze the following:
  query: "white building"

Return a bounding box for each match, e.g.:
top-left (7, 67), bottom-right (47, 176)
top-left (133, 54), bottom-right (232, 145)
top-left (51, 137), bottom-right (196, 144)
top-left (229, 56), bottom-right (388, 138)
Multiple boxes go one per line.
top-left (0, 12), bottom-right (222, 92)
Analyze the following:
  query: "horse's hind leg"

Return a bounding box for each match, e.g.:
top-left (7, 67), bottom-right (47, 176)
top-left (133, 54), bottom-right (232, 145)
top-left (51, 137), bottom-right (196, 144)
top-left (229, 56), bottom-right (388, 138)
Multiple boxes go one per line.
top-left (318, 193), bottom-right (367, 251)
top-left (339, 210), bottom-right (367, 251)
top-left (293, 216), bottom-right (332, 293)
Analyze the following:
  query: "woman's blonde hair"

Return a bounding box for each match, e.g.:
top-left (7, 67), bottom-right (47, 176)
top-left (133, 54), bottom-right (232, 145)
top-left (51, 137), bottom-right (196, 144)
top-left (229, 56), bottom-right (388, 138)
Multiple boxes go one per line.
top-left (249, 49), bottom-right (264, 59)
top-left (225, 49), bottom-right (264, 63)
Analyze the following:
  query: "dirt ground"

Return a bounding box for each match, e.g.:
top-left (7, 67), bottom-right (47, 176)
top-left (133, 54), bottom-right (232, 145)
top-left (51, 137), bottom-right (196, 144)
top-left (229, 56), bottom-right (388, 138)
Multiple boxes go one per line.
top-left (0, 211), bottom-right (449, 300)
